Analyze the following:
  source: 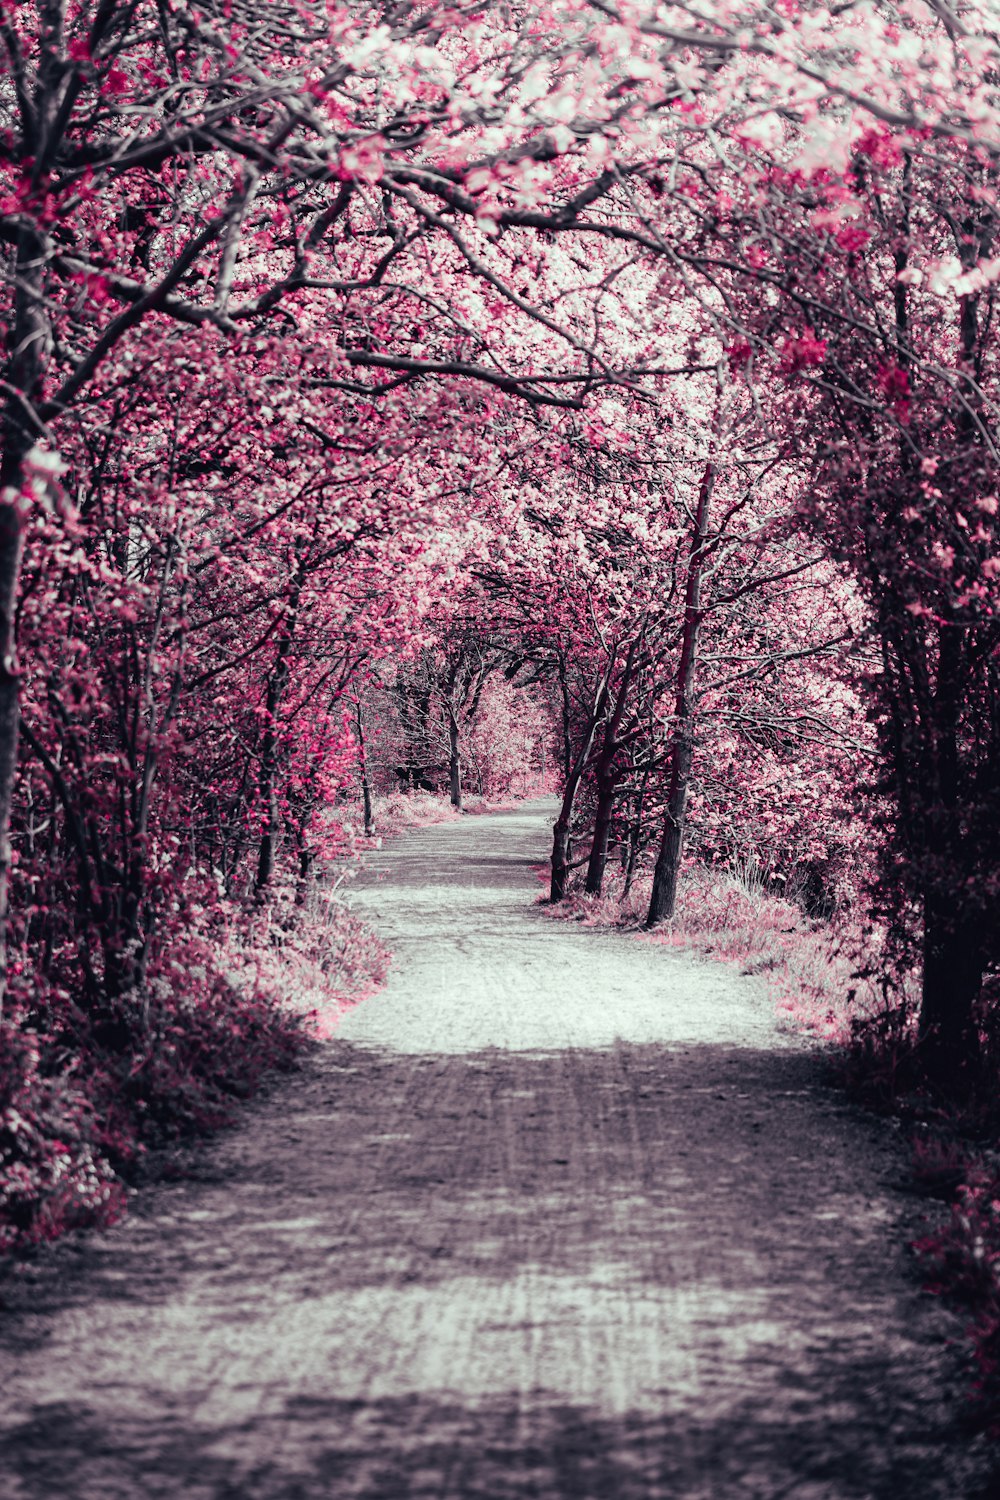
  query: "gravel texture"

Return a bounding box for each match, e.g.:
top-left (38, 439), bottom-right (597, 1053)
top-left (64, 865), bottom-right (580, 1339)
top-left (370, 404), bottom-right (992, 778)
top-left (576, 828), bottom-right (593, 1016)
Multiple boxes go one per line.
top-left (0, 799), bottom-right (992, 1498)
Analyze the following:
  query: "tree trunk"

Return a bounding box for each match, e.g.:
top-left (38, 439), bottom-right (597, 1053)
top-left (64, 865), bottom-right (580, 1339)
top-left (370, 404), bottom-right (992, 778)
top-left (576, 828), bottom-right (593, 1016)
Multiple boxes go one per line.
top-left (447, 704), bottom-right (462, 810)
top-left (254, 720), bottom-right (284, 897)
top-left (622, 769), bottom-right (650, 899)
top-left (646, 724), bottom-right (696, 924)
top-left (0, 223), bottom-right (49, 1021)
top-left (549, 675), bottom-right (610, 902)
top-left (361, 773), bottom-right (375, 839)
top-left (116, 539), bottom-right (180, 997)
top-left (910, 619), bottom-right (981, 1087)
top-left (294, 845), bottom-right (315, 909)
top-left (0, 503), bottom-right (25, 1025)
top-left (919, 893), bottom-right (984, 1091)
top-left (549, 656), bottom-right (580, 900)
top-left (583, 637), bottom-right (641, 897)
top-left (557, 653), bottom-right (573, 781)
top-left (647, 455), bottom-right (717, 928)
top-left (584, 775), bottom-right (616, 895)
top-left (550, 814), bottom-right (574, 903)
top-left (354, 699), bottom-right (375, 836)
top-left (254, 571), bottom-right (303, 899)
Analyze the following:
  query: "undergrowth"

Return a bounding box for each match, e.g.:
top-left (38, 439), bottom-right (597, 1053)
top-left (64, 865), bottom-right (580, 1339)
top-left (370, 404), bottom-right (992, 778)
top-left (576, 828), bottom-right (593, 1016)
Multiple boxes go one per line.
top-left (0, 893), bottom-right (388, 1260)
top-left (0, 955), bottom-right (304, 1256)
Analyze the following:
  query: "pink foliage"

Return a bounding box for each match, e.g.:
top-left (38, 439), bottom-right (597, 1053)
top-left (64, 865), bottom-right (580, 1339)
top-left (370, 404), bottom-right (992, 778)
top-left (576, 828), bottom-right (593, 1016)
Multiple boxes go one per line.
top-left (0, 1), bottom-right (998, 1350)
top-left (778, 330), bottom-right (828, 375)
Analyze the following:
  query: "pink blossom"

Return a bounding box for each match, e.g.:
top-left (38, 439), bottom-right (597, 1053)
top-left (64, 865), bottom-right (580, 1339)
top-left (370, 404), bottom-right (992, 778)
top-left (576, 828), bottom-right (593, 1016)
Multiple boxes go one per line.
top-left (778, 329), bottom-right (828, 375)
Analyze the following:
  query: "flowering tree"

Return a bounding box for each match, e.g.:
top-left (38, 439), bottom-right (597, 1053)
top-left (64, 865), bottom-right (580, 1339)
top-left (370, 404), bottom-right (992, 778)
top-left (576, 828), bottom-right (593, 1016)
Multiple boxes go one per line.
top-left (725, 143), bottom-right (1000, 1086)
top-left (0, 0), bottom-right (669, 1013)
top-left (3, 0), bottom-right (1000, 1079)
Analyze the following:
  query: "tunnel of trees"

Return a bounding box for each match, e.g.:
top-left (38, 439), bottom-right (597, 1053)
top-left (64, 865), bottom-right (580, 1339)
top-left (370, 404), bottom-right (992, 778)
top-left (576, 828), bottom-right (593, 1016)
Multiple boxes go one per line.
top-left (1, 0), bottom-right (999, 1247)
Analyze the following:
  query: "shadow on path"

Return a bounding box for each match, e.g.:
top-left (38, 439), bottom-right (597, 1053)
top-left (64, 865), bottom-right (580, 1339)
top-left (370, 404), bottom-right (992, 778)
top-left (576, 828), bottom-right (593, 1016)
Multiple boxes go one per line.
top-left (0, 1039), bottom-right (987, 1499)
top-left (0, 803), bottom-right (992, 1498)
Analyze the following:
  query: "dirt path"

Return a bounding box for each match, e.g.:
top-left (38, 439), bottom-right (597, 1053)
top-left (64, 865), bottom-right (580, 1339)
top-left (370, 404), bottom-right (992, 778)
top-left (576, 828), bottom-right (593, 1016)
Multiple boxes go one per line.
top-left (0, 801), bottom-right (991, 1498)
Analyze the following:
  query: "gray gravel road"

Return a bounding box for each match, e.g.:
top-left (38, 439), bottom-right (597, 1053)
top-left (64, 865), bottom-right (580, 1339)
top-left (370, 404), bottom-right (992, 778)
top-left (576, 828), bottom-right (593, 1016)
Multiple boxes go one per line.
top-left (0, 801), bottom-right (991, 1498)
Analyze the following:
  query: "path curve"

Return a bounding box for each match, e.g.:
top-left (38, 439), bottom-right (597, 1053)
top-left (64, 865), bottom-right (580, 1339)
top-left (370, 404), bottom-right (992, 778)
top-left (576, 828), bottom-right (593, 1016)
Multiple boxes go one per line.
top-left (0, 801), bottom-right (990, 1498)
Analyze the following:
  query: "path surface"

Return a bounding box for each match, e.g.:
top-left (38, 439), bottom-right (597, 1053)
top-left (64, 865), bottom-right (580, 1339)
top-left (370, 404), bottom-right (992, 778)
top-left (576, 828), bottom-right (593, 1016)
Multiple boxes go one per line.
top-left (0, 801), bottom-right (991, 1498)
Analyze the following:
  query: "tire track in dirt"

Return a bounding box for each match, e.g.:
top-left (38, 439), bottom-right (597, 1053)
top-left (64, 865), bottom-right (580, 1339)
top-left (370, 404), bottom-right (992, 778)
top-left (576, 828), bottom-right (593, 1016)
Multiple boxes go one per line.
top-left (0, 801), bottom-right (991, 1498)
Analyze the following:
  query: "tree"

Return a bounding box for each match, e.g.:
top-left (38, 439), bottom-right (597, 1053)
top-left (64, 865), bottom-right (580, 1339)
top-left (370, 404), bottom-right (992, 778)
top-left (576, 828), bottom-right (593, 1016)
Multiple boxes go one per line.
top-left (5, 0), bottom-right (1000, 1076)
top-left (0, 0), bottom-right (665, 1012)
top-left (730, 140), bottom-right (1000, 1085)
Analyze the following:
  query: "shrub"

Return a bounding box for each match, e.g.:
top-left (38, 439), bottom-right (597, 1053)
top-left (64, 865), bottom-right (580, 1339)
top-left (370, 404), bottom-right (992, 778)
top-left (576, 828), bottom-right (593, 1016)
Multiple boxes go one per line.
top-left (0, 1004), bottom-right (125, 1252)
top-left (0, 924), bottom-right (325, 1256)
top-left (915, 1163), bottom-right (1000, 1431)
